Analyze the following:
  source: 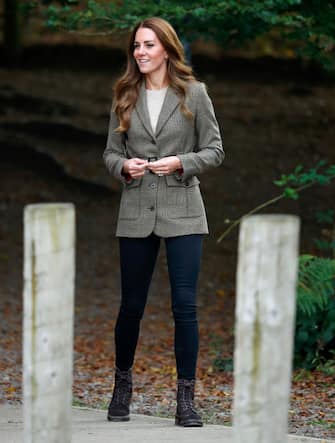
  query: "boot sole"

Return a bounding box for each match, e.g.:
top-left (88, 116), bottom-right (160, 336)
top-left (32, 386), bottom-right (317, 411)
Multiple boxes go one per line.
top-left (175, 416), bottom-right (203, 427)
top-left (107, 414), bottom-right (130, 422)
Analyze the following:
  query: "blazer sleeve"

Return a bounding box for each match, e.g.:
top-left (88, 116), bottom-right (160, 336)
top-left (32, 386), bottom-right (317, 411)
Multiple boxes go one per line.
top-left (176, 82), bottom-right (224, 181)
top-left (102, 108), bottom-right (133, 185)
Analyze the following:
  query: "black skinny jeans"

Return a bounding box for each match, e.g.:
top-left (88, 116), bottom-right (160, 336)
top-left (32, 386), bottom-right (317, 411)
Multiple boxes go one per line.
top-left (115, 233), bottom-right (203, 380)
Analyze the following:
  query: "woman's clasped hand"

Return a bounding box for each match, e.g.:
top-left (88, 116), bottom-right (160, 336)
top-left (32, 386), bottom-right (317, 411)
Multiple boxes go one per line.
top-left (122, 156), bottom-right (182, 178)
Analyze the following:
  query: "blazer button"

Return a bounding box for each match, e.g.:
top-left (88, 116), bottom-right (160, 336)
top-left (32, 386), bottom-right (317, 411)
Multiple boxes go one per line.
top-left (149, 206), bottom-right (155, 211)
top-left (152, 139), bottom-right (156, 144)
top-left (149, 183), bottom-right (156, 189)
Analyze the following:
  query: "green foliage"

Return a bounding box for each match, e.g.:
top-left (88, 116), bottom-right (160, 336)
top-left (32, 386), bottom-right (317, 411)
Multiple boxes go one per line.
top-left (275, 164), bottom-right (335, 370)
top-left (314, 209), bottom-right (335, 255)
top-left (294, 254), bottom-right (335, 369)
top-left (314, 351), bottom-right (335, 376)
top-left (315, 209), bottom-right (335, 225)
top-left (208, 254), bottom-right (335, 372)
top-left (19, 1), bottom-right (38, 17)
top-left (213, 356), bottom-right (234, 372)
top-left (297, 255), bottom-right (335, 316)
top-left (273, 163), bottom-right (335, 246)
top-left (23, 0), bottom-right (335, 71)
top-left (218, 159), bottom-right (335, 372)
top-left (315, 238), bottom-right (335, 251)
top-left (273, 161), bottom-right (335, 197)
top-left (218, 161), bottom-right (335, 243)
top-left (208, 333), bottom-right (234, 372)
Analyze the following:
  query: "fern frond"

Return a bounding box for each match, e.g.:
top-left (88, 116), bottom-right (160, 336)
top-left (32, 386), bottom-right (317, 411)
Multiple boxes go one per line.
top-left (297, 255), bottom-right (335, 316)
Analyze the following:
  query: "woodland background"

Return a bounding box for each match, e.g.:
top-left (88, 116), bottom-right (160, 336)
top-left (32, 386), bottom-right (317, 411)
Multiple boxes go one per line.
top-left (0, 0), bottom-right (335, 439)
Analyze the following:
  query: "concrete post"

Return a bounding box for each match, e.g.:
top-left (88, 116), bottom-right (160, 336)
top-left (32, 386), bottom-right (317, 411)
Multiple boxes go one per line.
top-left (23, 203), bottom-right (75, 443)
top-left (233, 214), bottom-right (300, 443)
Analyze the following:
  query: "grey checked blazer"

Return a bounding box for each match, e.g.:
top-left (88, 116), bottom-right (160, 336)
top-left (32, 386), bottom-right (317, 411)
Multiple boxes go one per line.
top-left (103, 80), bottom-right (224, 237)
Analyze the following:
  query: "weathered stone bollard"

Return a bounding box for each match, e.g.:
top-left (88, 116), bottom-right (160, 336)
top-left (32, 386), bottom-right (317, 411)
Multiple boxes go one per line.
top-left (23, 203), bottom-right (75, 443)
top-left (233, 214), bottom-right (300, 443)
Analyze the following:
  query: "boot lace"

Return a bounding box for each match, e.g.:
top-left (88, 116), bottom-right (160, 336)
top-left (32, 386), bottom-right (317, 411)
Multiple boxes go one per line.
top-left (111, 370), bottom-right (132, 405)
top-left (178, 380), bottom-right (197, 414)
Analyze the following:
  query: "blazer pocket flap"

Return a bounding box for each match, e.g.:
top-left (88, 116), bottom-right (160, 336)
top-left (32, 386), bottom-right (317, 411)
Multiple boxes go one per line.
top-left (165, 175), bottom-right (200, 187)
top-left (124, 177), bottom-right (143, 188)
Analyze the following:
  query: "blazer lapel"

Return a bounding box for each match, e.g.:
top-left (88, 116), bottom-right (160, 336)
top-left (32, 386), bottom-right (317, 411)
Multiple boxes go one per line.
top-left (135, 82), bottom-right (156, 139)
top-left (135, 82), bottom-right (180, 139)
top-left (155, 87), bottom-right (180, 137)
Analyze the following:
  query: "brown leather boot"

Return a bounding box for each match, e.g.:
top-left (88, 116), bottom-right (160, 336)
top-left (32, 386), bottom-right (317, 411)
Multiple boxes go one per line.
top-left (107, 367), bottom-right (132, 421)
top-left (175, 379), bottom-right (203, 427)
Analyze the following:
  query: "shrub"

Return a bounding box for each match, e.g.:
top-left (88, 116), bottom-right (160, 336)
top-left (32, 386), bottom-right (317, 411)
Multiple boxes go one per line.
top-left (294, 255), bottom-right (335, 369)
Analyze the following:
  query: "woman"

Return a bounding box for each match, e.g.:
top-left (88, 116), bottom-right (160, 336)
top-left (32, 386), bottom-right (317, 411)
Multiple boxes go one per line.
top-left (103, 17), bottom-right (224, 427)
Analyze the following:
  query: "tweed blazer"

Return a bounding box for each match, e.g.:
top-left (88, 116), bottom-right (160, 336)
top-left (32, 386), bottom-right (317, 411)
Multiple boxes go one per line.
top-left (103, 80), bottom-right (224, 238)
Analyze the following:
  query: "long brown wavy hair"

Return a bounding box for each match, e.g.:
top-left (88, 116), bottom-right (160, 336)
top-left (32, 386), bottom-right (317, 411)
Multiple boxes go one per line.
top-left (113, 17), bottom-right (196, 132)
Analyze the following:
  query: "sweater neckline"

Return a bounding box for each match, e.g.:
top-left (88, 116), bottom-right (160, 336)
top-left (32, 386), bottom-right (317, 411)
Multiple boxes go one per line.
top-left (146, 86), bottom-right (169, 92)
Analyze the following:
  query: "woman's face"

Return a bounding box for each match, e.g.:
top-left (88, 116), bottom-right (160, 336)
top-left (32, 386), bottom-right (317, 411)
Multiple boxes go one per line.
top-left (133, 27), bottom-right (168, 76)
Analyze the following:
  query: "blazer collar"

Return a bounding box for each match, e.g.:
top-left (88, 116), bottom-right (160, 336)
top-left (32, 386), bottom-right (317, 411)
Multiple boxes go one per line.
top-left (135, 81), bottom-right (180, 139)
